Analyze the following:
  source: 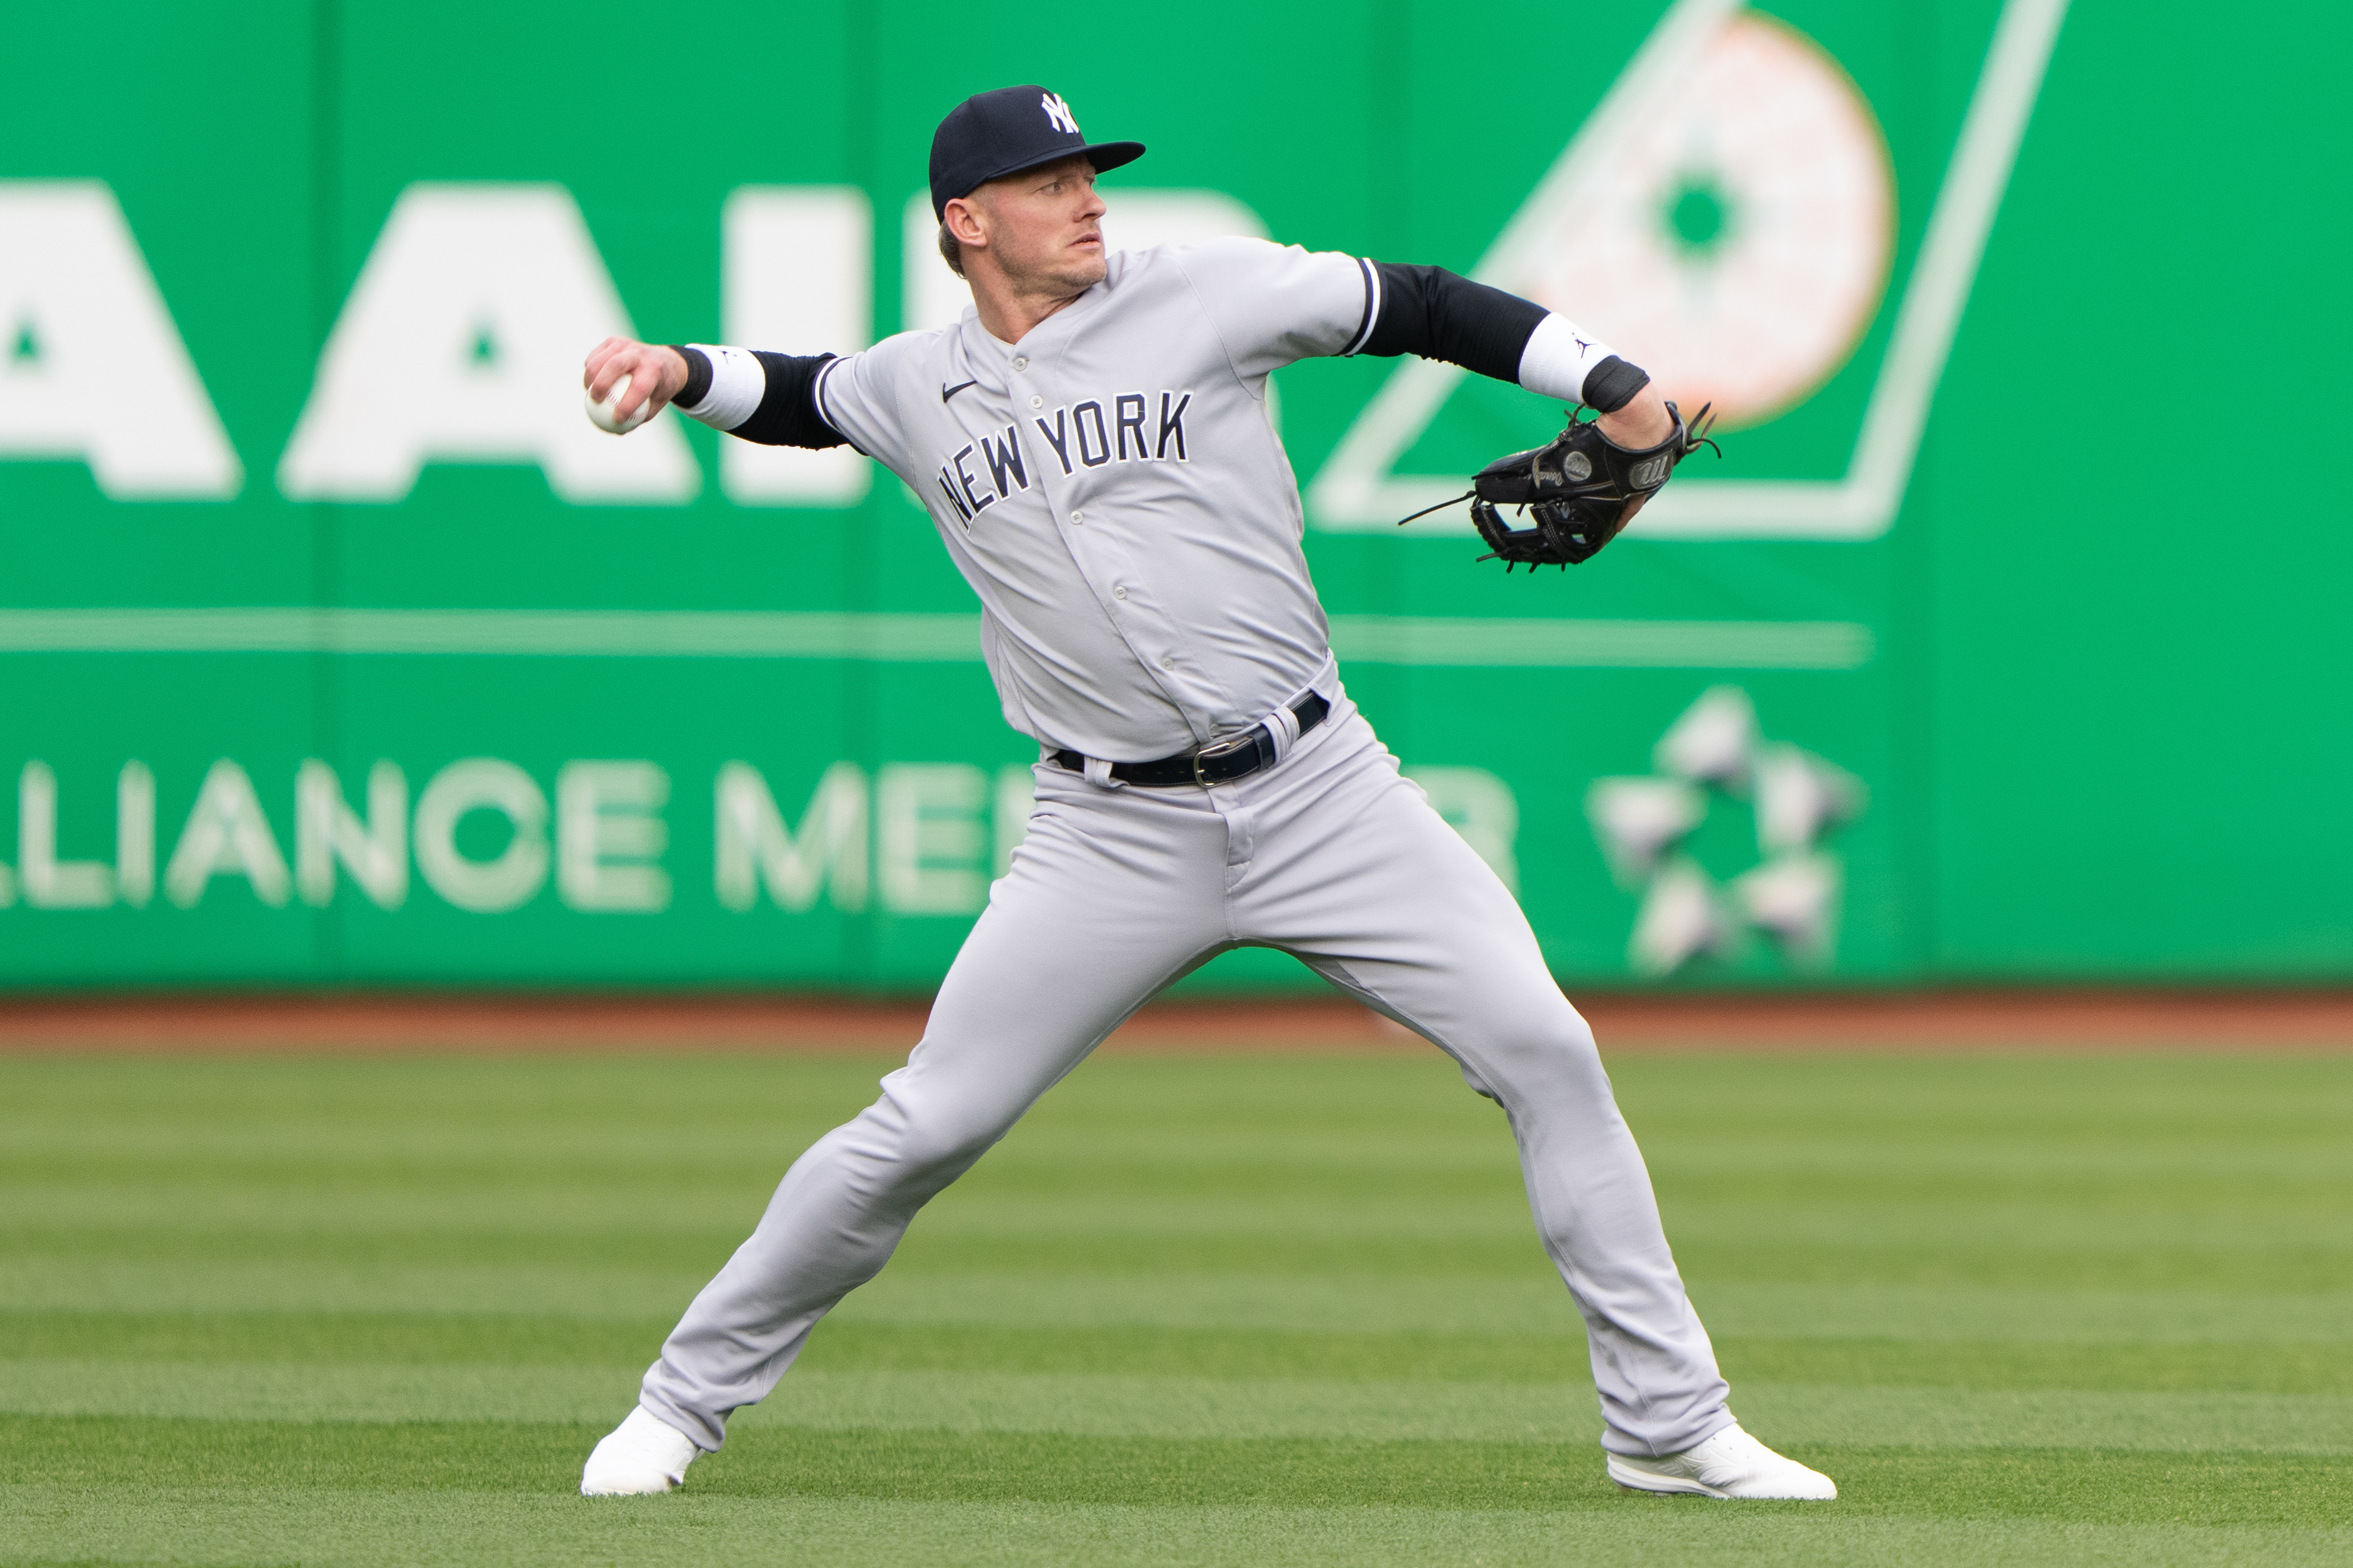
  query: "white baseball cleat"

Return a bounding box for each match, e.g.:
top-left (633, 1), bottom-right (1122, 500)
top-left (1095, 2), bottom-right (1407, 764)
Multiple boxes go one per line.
top-left (581, 1406), bottom-right (702, 1496)
top-left (1607, 1422), bottom-right (1837, 1500)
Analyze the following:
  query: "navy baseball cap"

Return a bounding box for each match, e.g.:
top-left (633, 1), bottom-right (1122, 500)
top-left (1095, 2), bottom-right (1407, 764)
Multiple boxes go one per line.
top-left (928, 86), bottom-right (1145, 219)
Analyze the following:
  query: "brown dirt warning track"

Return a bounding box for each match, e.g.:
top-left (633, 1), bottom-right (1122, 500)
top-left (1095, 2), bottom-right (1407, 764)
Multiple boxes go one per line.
top-left (0, 989), bottom-right (2347, 1055)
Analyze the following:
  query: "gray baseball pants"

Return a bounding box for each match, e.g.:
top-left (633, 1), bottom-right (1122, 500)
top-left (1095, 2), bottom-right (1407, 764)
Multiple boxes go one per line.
top-left (639, 688), bottom-right (1734, 1459)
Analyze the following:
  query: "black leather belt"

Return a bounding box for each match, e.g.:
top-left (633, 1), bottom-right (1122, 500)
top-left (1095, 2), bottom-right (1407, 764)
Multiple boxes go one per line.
top-left (1054, 691), bottom-right (1329, 787)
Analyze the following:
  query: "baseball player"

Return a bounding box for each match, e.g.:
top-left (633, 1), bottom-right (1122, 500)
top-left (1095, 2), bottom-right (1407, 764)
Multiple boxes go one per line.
top-left (577, 85), bottom-right (1833, 1503)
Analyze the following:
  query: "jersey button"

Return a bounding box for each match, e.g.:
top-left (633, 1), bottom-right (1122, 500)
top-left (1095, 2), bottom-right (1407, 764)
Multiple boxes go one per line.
top-left (1012, 356), bottom-right (1028, 371)
top-left (1069, 509), bottom-right (1085, 526)
top-left (1159, 656), bottom-right (1175, 670)
top-left (1029, 395), bottom-right (1043, 409)
top-left (1113, 585), bottom-right (1127, 600)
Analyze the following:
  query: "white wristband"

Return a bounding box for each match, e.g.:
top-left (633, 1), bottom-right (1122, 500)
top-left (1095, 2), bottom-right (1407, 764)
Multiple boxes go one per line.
top-left (675, 344), bottom-right (766, 432)
top-left (1516, 314), bottom-right (1619, 404)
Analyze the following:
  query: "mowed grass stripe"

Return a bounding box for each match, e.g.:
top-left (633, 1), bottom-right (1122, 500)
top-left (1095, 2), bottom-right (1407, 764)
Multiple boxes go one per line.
top-left (11, 1240), bottom-right (2350, 1301)
top-left (10, 1186), bottom-right (2347, 1254)
top-left (5, 1360), bottom-right (2350, 1454)
top-left (0, 1187), bottom-right (1552, 1239)
top-left (6, 1053), bottom-right (2340, 1164)
top-left (3, 1422), bottom-right (2351, 1533)
top-left (9, 1124), bottom-right (2337, 1188)
top-left (8, 1257), bottom-right (2351, 1341)
top-left (8, 1484), bottom-right (2353, 1568)
top-left (6, 1419), bottom-right (2353, 1522)
top-left (15, 1226), bottom-right (2351, 1295)
top-left (12, 1313), bottom-right (2346, 1397)
top-left (2, 1180), bottom-right (2327, 1251)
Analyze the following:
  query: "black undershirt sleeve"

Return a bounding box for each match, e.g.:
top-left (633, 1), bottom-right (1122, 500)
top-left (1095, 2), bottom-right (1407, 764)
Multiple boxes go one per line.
top-left (1360, 263), bottom-right (1547, 383)
top-left (732, 352), bottom-right (846, 449)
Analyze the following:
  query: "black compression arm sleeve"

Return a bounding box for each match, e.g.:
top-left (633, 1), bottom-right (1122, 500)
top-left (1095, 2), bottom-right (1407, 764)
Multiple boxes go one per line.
top-left (1360, 263), bottom-right (1547, 382)
top-left (731, 351), bottom-right (847, 449)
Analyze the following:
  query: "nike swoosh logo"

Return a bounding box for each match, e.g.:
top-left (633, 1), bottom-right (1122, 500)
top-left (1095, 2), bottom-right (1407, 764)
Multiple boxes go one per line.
top-left (941, 379), bottom-right (978, 402)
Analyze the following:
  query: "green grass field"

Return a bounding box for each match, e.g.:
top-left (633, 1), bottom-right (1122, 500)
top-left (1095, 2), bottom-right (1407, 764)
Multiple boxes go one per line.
top-left (1, 1043), bottom-right (2347, 1565)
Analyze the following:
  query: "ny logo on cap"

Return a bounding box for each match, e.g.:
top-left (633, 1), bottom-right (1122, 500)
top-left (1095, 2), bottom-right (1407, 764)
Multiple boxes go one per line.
top-left (1040, 92), bottom-right (1080, 136)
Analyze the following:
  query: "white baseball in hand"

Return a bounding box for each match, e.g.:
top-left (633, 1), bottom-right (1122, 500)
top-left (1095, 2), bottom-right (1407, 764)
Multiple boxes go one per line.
top-left (584, 373), bottom-right (657, 435)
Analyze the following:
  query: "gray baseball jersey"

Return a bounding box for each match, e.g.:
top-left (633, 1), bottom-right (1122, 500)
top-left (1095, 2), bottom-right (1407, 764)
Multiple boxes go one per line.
top-left (814, 237), bottom-right (1373, 760)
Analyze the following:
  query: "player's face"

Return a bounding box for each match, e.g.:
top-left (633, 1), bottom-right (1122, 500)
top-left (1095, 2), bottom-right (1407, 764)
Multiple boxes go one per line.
top-left (975, 156), bottom-right (1107, 294)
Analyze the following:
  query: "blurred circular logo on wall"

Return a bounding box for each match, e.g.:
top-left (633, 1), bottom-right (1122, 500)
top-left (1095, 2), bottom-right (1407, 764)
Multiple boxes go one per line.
top-left (1531, 14), bottom-right (1894, 430)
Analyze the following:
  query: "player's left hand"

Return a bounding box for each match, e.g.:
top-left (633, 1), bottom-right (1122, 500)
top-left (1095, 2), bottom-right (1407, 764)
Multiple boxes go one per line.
top-left (1595, 387), bottom-right (1674, 449)
top-left (1399, 400), bottom-right (1721, 572)
top-left (582, 338), bottom-right (690, 423)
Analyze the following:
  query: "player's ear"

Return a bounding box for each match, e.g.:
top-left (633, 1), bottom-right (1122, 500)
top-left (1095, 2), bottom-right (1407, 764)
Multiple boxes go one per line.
top-left (945, 195), bottom-right (989, 251)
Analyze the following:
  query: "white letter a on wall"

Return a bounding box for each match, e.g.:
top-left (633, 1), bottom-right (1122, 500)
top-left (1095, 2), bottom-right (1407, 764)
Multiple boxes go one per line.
top-left (278, 183), bottom-right (699, 504)
top-left (0, 181), bottom-right (243, 499)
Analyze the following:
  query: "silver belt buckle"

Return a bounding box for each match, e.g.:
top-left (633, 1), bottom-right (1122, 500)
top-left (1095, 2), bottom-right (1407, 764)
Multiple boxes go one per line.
top-left (1191, 727), bottom-right (1262, 787)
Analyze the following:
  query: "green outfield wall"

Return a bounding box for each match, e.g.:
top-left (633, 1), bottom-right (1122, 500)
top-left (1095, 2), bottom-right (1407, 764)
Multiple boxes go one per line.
top-left (0, 0), bottom-right (2344, 992)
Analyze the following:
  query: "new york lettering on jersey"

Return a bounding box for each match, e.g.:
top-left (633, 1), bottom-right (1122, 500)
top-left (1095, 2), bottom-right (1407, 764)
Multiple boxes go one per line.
top-left (936, 391), bottom-right (1189, 525)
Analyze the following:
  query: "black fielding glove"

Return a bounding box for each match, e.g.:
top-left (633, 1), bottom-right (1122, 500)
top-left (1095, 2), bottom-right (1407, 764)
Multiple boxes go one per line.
top-left (1400, 402), bottom-right (1721, 572)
